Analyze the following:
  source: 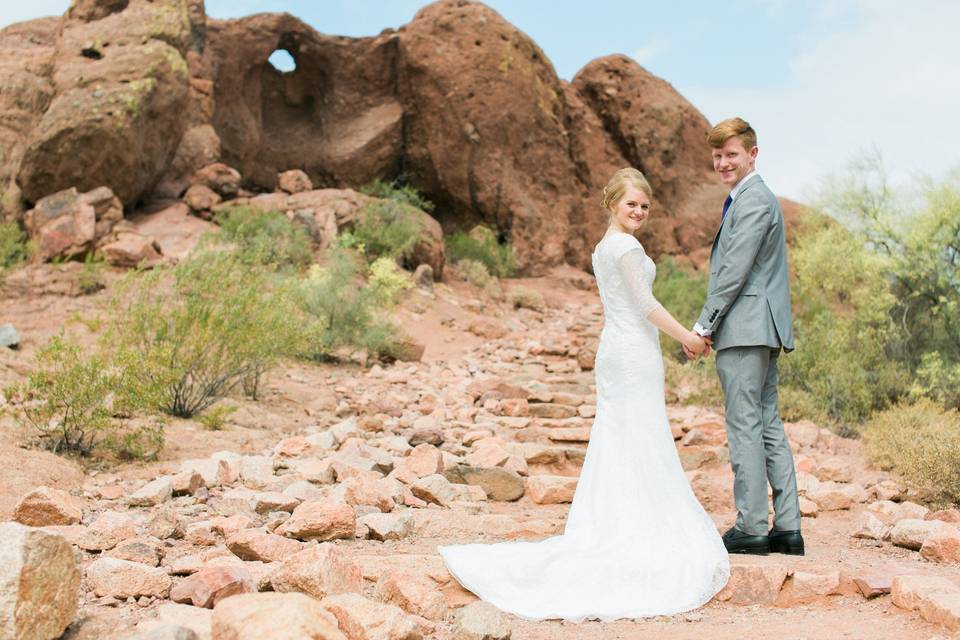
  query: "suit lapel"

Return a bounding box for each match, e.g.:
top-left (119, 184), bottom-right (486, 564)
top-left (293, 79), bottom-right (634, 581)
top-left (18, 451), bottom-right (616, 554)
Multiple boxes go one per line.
top-left (710, 174), bottom-right (763, 252)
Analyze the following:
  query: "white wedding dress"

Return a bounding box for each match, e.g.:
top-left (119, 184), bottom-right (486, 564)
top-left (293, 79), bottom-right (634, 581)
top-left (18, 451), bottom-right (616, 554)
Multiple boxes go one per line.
top-left (438, 232), bottom-right (730, 622)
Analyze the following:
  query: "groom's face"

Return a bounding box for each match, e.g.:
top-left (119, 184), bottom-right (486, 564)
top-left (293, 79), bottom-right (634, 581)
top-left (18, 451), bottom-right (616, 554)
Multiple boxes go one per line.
top-left (712, 136), bottom-right (758, 187)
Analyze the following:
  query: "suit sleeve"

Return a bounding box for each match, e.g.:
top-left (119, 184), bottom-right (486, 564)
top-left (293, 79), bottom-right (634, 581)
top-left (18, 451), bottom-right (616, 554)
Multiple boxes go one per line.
top-left (696, 194), bottom-right (771, 332)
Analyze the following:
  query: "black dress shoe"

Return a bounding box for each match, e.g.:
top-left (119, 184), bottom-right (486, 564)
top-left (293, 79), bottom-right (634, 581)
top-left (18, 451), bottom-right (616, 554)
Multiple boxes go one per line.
top-left (768, 528), bottom-right (805, 555)
top-left (722, 527), bottom-right (770, 555)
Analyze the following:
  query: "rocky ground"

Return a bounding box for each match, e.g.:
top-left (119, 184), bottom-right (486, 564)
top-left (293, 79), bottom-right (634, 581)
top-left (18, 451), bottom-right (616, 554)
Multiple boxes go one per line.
top-left (2, 260), bottom-right (960, 640)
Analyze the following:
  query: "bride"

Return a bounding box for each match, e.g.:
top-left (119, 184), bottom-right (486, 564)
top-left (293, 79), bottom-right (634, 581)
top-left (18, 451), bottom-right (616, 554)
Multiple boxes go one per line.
top-left (438, 168), bottom-right (730, 621)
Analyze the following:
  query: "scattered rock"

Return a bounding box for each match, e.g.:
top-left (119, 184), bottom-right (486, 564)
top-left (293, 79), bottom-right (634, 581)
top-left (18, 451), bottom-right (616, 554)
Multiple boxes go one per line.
top-left (321, 592), bottom-right (421, 640)
top-left (86, 557), bottom-right (172, 599)
top-left (443, 465), bottom-right (526, 502)
top-left (226, 528), bottom-right (303, 562)
top-left (212, 592), bottom-right (345, 640)
top-left (889, 518), bottom-right (947, 551)
top-left (526, 475), bottom-right (577, 504)
top-left (13, 486), bottom-right (83, 526)
top-left (0, 323), bottom-right (20, 349)
top-left (277, 169), bottom-right (313, 194)
top-left (892, 575), bottom-right (960, 632)
top-left (170, 566), bottom-right (256, 609)
top-left (375, 570), bottom-right (448, 621)
top-left (276, 501), bottom-right (356, 542)
top-left (129, 477), bottom-right (174, 507)
top-left (452, 601), bottom-right (511, 640)
top-left (919, 526), bottom-right (960, 564)
top-left (361, 512), bottom-right (415, 541)
top-left (270, 544), bottom-right (363, 600)
top-left (716, 562), bottom-right (788, 606)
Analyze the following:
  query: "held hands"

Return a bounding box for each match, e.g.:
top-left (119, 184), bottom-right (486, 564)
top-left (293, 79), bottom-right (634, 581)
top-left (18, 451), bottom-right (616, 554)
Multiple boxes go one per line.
top-left (682, 332), bottom-right (712, 360)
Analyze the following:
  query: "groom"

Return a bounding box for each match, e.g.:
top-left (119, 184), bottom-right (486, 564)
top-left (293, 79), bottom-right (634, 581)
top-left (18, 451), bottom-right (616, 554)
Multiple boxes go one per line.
top-left (689, 117), bottom-right (803, 556)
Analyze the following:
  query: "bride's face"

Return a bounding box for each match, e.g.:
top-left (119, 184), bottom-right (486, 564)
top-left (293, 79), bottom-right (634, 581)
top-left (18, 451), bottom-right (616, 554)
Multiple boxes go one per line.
top-left (610, 185), bottom-right (651, 233)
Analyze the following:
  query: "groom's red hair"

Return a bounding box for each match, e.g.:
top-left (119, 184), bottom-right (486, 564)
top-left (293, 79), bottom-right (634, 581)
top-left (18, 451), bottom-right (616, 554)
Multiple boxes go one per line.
top-left (708, 117), bottom-right (757, 151)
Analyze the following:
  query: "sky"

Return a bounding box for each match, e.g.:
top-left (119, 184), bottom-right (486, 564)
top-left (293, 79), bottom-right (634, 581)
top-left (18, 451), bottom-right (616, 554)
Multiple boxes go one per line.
top-left (3, 1), bottom-right (958, 201)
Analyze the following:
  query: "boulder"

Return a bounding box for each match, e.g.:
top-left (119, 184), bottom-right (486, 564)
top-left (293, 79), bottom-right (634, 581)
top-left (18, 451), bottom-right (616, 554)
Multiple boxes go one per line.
top-left (23, 186), bottom-right (123, 261)
top-left (374, 570), bottom-right (447, 622)
top-left (276, 501), bottom-right (356, 542)
top-left (17, 1), bottom-right (192, 206)
top-left (0, 523), bottom-right (80, 640)
top-left (100, 230), bottom-right (164, 268)
top-left (278, 169), bottom-right (313, 194)
top-left (526, 475), bottom-right (577, 504)
top-left (443, 465), bottom-right (525, 502)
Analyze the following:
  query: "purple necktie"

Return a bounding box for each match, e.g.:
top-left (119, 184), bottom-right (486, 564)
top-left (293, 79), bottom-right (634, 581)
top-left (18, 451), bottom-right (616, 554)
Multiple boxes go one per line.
top-left (722, 195), bottom-right (733, 221)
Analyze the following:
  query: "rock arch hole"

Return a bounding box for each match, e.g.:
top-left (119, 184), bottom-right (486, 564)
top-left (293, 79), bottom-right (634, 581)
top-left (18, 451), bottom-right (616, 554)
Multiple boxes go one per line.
top-left (267, 49), bottom-right (296, 73)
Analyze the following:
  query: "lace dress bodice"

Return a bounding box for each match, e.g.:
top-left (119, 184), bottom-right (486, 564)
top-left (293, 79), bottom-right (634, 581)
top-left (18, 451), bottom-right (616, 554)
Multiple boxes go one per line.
top-left (592, 232), bottom-right (663, 343)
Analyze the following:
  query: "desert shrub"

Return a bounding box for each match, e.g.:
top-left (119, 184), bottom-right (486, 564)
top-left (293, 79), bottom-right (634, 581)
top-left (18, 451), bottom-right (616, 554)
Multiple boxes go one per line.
top-left (77, 253), bottom-right (105, 294)
top-left (652, 257), bottom-right (709, 361)
top-left (367, 256), bottom-right (413, 306)
top-left (0, 221), bottom-right (29, 270)
top-left (339, 199), bottom-right (422, 263)
top-left (779, 224), bottom-right (905, 425)
top-left (360, 179), bottom-right (435, 213)
top-left (296, 247), bottom-right (400, 361)
top-left (12, 334), bottom-right (166, 457)
top-left (212, 205), bottom-right (313, 269)
top-left (198, 404), bottom-right (236, 431)
top-left (454, 258), bottom-right (502, 298)
top-left (446, 225), bottom-right (516, 278)
top-left (861, 400), bottom-right (960, 507)
top-left (110, 251), bottom-right (302, 417)
top-left (812, 156), bottom-right (960, 410)
top-left (910, 352), bottom-right (960, 410)
top-left (507, 285), bottom-right (544, 311)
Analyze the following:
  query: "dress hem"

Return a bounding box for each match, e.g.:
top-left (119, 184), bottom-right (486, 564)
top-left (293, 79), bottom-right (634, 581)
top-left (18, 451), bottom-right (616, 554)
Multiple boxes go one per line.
top-left (437, 544), bottom-right (730, 624)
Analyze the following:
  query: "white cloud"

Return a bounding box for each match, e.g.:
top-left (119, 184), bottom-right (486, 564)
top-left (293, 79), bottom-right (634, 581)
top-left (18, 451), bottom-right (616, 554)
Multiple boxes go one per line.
top-left (0, 1), bottom-right (68, 29)
top-left (631, 38), bottom-right (668, 66)
top-left (685, 1), bottom-right (960, 202)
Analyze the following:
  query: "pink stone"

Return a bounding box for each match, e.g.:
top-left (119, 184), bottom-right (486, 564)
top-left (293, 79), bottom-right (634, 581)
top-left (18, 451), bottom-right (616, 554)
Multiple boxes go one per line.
top-left (13, 486), bottom-right (83, 526)
top-left (276, 501), bottom-right (356, 542)
top-left (270, 544), bottom-right (362, 600)
top-left (526, 475), bottom-right (577, 505)
top-left (170, 566), bottom-right (256, 608)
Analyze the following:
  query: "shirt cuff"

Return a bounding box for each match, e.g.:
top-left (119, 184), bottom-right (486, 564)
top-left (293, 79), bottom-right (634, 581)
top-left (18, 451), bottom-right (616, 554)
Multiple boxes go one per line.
top-left (693, 323), bottom-right (712, 337)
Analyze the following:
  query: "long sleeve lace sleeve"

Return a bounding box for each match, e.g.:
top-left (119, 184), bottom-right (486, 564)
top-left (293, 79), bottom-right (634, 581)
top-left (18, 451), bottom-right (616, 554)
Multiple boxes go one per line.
top-left (616, 247), bottom-right (664, 318)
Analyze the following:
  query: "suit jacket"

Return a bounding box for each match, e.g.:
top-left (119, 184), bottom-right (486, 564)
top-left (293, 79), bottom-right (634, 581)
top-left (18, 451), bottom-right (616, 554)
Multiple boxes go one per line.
top-left (696, 174), bottom-right (795, 352)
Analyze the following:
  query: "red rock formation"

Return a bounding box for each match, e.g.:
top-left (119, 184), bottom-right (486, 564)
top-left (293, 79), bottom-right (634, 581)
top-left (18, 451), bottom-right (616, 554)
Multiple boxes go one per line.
top-left (0, 0), bottom-right (802, 273)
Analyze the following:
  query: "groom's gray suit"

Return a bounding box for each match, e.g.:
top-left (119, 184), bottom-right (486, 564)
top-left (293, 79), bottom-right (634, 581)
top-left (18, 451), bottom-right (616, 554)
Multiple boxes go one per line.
top-left (696, 173), bottom-right (801, 536)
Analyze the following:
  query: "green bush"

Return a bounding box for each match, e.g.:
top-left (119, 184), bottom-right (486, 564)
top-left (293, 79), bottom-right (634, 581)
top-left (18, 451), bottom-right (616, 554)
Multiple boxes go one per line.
top-left (0, 221), bottom-right (29, 270)
top-left (861, 400), bottom-right (960, 507)
top-left (367, 257), bottom-right (413, 306)
top-left (296, 247), bottom-right (400, 362)
top-left (359, 179), bottom-right (435, 213)
top-left (13, 334), bottom-right (166, 457)
top-left (446, 225), bottom-right (516, 278)
top-left (778, 223), bottom-right (906, 425)
top-left (109, 251), bottom-right (302, 417)
top-left (339, 199), bottom-right (422, 264)
top-left (652, 257), bottom-right (709, 361)
top-left (198, 403), bottom-right (236, 431)
top-left (212, 206), bottom-right (313, 269)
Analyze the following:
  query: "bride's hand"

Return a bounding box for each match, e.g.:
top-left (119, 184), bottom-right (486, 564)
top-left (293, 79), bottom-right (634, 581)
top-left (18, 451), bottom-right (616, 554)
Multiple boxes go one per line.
top-left (683, 331), bottom-right (707, 357)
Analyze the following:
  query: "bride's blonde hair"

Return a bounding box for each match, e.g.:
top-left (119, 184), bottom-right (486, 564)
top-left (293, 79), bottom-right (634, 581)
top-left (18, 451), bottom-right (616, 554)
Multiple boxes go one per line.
top-left (601, 167), bottom-right (653, 212)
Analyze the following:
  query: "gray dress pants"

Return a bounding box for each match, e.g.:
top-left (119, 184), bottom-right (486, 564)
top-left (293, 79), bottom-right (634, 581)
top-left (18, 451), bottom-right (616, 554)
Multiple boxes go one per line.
top-left (715, 346), bottom-right (801, 536)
